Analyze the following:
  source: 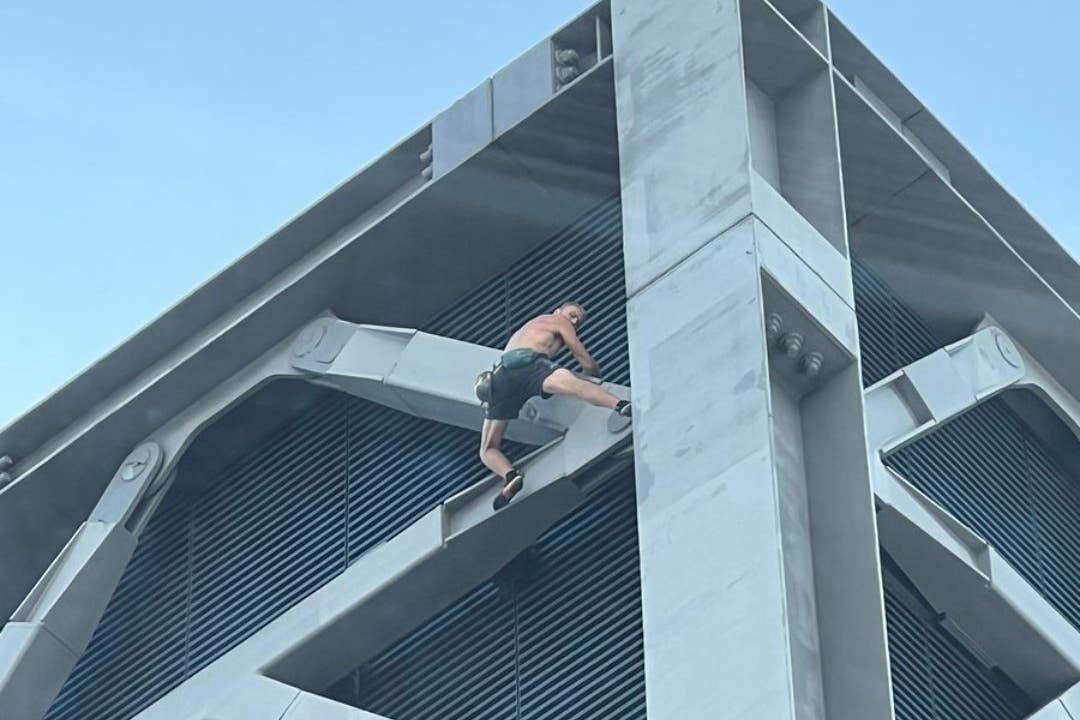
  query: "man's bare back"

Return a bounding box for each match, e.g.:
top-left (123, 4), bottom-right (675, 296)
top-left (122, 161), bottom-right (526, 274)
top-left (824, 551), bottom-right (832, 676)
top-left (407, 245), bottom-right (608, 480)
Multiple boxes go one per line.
top-left (505, 306), bottom-right (598, 376)
top-left (505, 315), bottom-right (565, 355)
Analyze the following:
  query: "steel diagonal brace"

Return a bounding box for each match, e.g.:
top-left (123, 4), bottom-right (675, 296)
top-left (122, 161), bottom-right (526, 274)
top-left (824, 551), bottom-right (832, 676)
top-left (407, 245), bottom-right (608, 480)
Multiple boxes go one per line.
top-left (0, 336), bottom-right (305, 720)
top-left (865, 324), bottom-right (1080, 697)
top-left (289, 317), bottom-right (627, 445)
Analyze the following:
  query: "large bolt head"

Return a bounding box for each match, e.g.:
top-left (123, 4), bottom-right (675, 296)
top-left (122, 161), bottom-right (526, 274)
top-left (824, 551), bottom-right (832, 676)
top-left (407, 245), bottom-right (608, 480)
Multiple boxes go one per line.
top-left (294, 324), bottom-right (327, 358)
top-left (765, 313), bottom-right (784, 342)
top-left (779, 332), bottom-right (803, 358)
top-left (800, 352), bottom-right (824, 377)
top-left (120, 445), bottom-right (152, 481)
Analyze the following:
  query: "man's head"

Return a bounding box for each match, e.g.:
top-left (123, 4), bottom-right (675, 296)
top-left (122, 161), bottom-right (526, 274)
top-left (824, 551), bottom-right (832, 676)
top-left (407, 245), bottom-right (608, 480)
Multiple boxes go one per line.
top-left (555, 301), bottom-right (587, 328)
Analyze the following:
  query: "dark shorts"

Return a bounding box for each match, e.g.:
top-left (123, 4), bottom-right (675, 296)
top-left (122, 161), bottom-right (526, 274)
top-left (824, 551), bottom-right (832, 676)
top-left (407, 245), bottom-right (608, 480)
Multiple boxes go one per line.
top-left (485, 349), bottom-right (562, 421)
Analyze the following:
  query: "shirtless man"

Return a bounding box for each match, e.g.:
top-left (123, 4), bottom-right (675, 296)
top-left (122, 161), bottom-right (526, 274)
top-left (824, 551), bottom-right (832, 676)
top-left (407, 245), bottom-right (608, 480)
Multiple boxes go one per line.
top-left (477, 301), bottom-right (631, 510)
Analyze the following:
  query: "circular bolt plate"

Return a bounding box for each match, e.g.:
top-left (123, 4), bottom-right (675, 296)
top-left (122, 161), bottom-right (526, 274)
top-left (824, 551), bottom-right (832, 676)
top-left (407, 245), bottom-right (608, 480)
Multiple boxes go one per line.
top-left (294, 324), bottom-right (327, 358)
top-left (118, 442), bottom-right (162, 484)
top-left (120, 445), bottom-right (152, 481)
top-left (994, 331), bottom-right (1022, 368)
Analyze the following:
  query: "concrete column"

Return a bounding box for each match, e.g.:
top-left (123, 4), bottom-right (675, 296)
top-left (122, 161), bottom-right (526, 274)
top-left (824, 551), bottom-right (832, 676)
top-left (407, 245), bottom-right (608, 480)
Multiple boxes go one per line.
top-left (613, 2), bottom-right (789, 717)
top-left (613, 1), bottom-right (892, 719)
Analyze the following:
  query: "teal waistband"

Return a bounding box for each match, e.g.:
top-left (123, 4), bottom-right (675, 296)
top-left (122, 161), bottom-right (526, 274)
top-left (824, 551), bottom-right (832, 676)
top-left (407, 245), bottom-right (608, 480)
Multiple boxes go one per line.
top-left (500, 348), bottom-right (544, 370)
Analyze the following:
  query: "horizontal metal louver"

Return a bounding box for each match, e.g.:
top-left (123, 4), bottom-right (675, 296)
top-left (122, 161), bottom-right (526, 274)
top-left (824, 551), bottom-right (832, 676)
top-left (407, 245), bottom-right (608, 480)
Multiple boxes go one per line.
top-left (47, 194), bottom-right (630, 720)
top-left (336, 469), bottom-right (646, 720)
top-left (882, 555), bottom-right (1032, 720)
top-left (851, 256), bottom-right (941, 388)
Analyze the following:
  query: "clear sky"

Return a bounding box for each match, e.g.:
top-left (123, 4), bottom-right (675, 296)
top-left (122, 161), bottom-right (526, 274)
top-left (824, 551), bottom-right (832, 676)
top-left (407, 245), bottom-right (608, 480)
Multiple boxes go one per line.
top-left (1, 0), bottom-right (1077, 430)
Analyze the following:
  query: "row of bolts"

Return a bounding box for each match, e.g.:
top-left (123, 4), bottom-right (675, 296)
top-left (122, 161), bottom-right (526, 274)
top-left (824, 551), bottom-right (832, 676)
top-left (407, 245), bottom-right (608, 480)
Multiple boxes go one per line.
top-left (417, 47), bottom-right (582, 181)
top-left (767, 313), bottom-right (824, 377)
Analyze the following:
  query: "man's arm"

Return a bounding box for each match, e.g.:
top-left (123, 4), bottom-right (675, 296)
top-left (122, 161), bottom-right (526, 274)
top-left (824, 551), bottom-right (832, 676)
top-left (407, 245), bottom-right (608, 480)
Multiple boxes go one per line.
top-left (552, 316), bottom-right (600, 376)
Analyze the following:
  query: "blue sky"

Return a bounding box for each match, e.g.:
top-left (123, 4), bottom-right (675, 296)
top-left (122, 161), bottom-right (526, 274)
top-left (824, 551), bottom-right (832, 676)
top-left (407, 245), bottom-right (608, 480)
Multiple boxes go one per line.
top-left (1, 0), bottom-right (1077, 429)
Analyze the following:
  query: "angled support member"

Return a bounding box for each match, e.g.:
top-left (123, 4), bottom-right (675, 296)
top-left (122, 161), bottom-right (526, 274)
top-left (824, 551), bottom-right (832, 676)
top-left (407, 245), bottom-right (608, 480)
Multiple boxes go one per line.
top-left (0, 443), bottom-right (167, 720)
top-left (289, 316), bottom-right (629, 446)
top-left (865, 323), bottom-right (1080, 698)
top-left (0, 335), bottom-right (305, 720)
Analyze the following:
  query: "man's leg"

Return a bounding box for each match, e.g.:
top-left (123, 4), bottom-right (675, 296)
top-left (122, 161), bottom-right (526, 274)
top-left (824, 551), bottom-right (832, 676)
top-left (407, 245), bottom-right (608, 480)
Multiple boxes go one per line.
top-left (481, 419), bottom-right (526, 510)
top-left (542, 368), bottom-right (627, 412)
top-left (479, 419), bottom-right (512, 477)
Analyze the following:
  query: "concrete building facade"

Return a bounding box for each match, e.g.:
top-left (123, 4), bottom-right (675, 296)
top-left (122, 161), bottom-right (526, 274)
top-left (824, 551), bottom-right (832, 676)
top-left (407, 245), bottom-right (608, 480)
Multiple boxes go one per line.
top-left (2, 1), bottom-right (1079, 719)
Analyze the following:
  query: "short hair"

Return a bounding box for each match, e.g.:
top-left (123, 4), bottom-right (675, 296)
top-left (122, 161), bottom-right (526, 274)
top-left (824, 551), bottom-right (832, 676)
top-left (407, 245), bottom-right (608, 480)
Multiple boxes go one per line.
top-left (558, 301), bottom-right (587, 325)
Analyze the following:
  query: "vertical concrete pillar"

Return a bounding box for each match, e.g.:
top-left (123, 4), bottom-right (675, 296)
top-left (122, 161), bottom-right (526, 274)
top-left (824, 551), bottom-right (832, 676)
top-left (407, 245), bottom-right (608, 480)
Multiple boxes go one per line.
top-left (613, 1), bottom-right (893, 718)
top-left (613, 1), bottom-right (790, 717)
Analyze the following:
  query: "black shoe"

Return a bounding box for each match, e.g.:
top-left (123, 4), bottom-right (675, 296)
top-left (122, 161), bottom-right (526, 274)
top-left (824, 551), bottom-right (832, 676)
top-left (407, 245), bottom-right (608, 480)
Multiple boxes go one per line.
top-left (493, 469), bottom-right (525, 511)
top-left (615, 400), bottom-right (632, 418)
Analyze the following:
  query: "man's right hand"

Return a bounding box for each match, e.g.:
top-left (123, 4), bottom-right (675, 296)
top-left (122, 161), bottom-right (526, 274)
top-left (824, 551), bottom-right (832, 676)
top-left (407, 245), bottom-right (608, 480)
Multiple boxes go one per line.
top-left (583, 363), bottom-right (602, 379)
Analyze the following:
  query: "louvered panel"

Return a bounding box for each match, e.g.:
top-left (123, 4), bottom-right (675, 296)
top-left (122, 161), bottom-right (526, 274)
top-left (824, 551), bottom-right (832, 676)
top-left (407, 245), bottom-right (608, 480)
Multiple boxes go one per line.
top-left (508, 198), bottom-right (629, 386)
top-left (424, 275), bottom-right (510, 349)
top-left (883, 555), bottom-right (1032, 720)
top-left (345, 401), bottom-right (528, 563)
top-left (45, 492), bottom-right (190, 720)
top-left (425, 195), bottom-right (629, 386)
top-left (1025, 430), bottom-right (1080, 628)
top-left (343, 470), bottom-right (645, 720)
top-left (889, 404), bottom-right (1043, 584)
top-left (852, 257), bottom-right (940, 387)
top-left (353, 584), bottom-right (517, 720)
top-left (187, 395), bottom-right (349, 672)
top-left (516, 469), bottom-right (645, 720)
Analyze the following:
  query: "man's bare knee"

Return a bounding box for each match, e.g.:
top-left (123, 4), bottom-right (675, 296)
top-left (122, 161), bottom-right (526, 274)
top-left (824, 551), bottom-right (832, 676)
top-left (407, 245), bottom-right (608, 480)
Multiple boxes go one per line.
top-left (542, 368), bottom-right (580, 396)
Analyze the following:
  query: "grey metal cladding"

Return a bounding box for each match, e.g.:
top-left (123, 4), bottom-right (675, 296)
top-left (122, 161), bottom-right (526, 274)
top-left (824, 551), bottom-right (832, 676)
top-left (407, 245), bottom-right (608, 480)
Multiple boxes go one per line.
top-left (45, 195), bottom-right (630, 720)
top-left (336, 470), bottom-right (645, 720)
top-left (882, 554), bottom-right (1033, 720)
